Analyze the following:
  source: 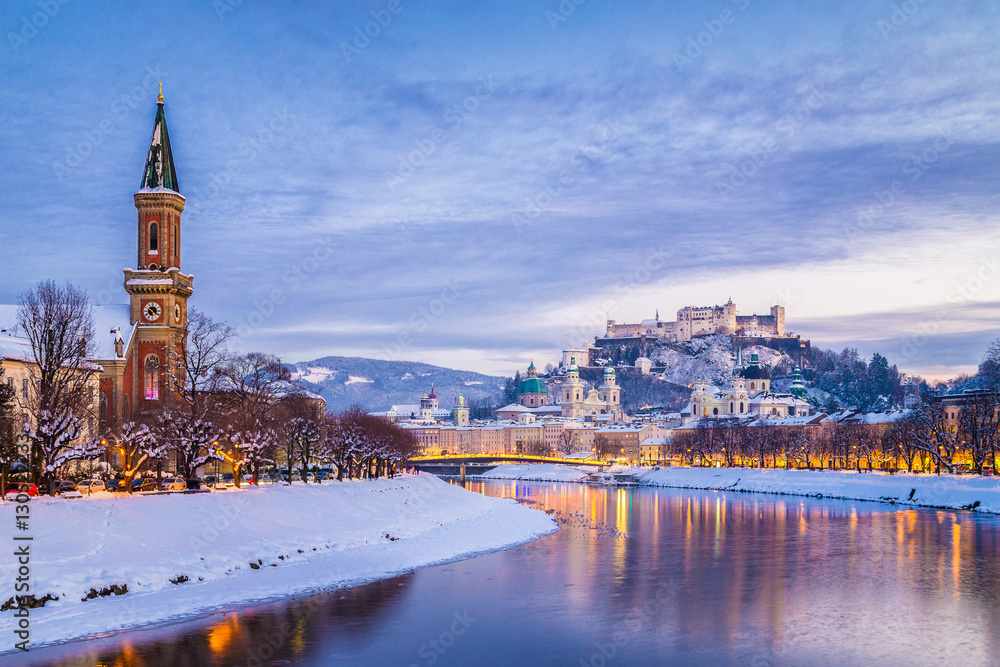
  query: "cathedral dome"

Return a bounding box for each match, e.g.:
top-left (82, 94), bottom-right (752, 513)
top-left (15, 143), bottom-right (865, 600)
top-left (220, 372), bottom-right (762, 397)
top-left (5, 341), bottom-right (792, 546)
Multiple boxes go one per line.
top-left (517, 377), bottom-right (548, 395)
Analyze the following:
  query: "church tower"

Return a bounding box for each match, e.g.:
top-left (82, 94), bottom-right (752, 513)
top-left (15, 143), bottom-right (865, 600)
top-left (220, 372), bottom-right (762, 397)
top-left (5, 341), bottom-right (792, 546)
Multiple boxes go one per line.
top-left (453, 391), bottom-right (470, 427)
top-left (122, 87), bottom-right (193, 417)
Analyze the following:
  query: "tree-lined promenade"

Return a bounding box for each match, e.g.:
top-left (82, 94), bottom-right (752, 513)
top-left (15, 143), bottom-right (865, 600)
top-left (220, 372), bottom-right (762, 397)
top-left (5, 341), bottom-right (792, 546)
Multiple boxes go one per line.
top-left (0, 281), bottom-right (418, 496)
top-left (668, 396), bottom-right (1000, 475)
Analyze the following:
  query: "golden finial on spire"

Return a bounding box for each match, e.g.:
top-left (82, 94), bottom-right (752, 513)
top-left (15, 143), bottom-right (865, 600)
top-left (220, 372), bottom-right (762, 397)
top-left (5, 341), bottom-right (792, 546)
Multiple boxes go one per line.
top-left (158, 82), bottom-right (163, 103)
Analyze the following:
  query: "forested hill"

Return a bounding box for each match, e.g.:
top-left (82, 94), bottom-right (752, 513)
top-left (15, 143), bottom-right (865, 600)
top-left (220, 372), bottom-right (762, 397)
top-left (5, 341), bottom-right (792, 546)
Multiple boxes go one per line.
top-left (287, 356), bottom-right (506, 413)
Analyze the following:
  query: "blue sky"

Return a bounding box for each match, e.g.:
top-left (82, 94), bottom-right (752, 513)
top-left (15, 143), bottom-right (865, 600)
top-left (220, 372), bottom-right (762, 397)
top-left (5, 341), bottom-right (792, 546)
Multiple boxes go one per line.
top-left (1, 0), bottom-right (998, 379)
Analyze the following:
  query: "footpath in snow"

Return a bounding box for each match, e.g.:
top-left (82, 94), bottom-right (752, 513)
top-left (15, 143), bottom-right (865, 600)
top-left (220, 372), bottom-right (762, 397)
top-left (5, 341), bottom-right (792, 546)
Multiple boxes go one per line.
top-left (480, 463), bottom-right (1000, 514)
top-left (0, 474), bottom-right (556, 652)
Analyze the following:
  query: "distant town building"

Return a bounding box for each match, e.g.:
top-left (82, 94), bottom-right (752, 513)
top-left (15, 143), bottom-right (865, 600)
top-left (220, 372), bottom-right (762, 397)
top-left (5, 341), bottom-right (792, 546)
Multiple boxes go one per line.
top-left (453, 391), bottom-right (470, 426)
top-left (517, 360), bottom-right (548, 407)
top-left (684, 352), bottom-right (810, 421)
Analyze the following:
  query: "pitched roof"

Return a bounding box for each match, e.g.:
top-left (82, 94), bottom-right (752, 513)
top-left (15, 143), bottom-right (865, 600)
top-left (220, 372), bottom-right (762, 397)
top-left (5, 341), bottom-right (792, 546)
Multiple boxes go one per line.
top-left (0, 304), bottom-right (133, 365)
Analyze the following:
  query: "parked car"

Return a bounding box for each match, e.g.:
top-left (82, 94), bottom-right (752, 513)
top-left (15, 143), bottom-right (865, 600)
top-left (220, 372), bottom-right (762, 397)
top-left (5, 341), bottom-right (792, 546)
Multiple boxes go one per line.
top-left (161, 477), bottom-right (186, 491)
top-left (108, 478), bottom-right (129, 492)
top-left (221, 472), bottom-right (234, 485)
top-left (4, 482), bottom-right (39, 499)
top-left (53, 480), bottom-right (79, 496)
top-left (76, 479), bottom-right (106, 494)
top-left (131, 478), bottom-right (158, 493)
top-left (203, 474), bottom-right (218, 487)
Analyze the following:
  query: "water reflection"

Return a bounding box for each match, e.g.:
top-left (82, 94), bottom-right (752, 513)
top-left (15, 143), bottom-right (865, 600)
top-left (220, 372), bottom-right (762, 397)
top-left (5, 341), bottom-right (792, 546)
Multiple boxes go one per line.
top-left (15, 574), bottom-right (413, 667)
top-left (13, 481), bottom-right (1000, 666)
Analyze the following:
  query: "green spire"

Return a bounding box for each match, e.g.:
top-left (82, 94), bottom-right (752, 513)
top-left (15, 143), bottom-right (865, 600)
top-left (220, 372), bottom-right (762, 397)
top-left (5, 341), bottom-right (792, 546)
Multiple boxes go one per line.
top-left (140, 96), bottom-right (179, 193)
top-left (790, 366), bottom-right (807, 397)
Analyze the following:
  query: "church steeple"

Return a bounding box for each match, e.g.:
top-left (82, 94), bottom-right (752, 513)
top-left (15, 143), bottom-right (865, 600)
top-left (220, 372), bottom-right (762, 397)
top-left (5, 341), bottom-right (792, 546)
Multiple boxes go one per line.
top-left (140, 86), bottom-right (179, 193)
top-left (123, 92), bottom-right (194, 420)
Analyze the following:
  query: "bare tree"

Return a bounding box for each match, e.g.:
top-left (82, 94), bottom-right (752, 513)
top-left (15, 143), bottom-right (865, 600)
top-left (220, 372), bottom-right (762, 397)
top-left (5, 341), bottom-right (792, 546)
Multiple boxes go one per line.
top-left (217, 352), bottom-right (285, 486)
top-left (957, 392), bottom-right (1000, 474)
top-left (156, 411), bottom-right (223, 484)
top-left (17, 281), bottom-right (104, 493)
top-left (977, 337), bottom-right (1000, 391)
top-left (743, 420), bottom-right (774, 469)
top-left (162, 310), bottom-right (233, 484)
top-left (782, 426), bottom-right (817, 469)
top-left (594, 434), bottom-right (621, 460)
top-left (231, 424), bottom-right (278, 486)
top-left (104, 422), bottom-right (167, 493)
top-left (906, 403), bottom-right (958, 473)
top-left (882, 418), bottom-right (923, 473)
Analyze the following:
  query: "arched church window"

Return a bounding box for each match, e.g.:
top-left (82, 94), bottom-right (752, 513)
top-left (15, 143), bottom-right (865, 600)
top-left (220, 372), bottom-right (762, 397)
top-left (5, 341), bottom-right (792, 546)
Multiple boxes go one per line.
top-left (149, 223), bottom-right (159, 253)
top-left (173, 224), bottom-right (178, 261)
top-left (99, 394), bottom-right (107, 421)
top-left (750, 382), bottom-right (755, 391)
top-left (145, 356), bottom-right (160, 400)
top-left (713, 407), bottom-right (719, 415)
top-left (740, 402), bottom-right (744, 412)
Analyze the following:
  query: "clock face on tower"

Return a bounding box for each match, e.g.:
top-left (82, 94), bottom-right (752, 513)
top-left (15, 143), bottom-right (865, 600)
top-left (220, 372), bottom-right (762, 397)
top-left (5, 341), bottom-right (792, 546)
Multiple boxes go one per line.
top-left (174, 304), bottom-right (182, 324)
top-left (143, 301), bottom-right (162, 322)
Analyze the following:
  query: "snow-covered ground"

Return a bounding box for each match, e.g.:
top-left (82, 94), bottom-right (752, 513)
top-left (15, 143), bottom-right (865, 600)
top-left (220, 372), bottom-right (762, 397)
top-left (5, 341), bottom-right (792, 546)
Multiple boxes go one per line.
top-left (479, 463), bottom-right (1000, 514)
top-left (478, 463), bottom-right (593, 483)
top-left (290, 366), bottom-right (334, 384)
top-left (0, 474), bottom-right (556, 651)
top-left (635, 467), bottom-right (1000, 513)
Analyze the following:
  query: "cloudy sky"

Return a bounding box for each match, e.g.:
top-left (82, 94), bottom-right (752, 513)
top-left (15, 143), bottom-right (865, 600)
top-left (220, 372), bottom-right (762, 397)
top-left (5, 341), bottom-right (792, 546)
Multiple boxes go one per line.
top-left (1, 0), bottom-right (998, 379)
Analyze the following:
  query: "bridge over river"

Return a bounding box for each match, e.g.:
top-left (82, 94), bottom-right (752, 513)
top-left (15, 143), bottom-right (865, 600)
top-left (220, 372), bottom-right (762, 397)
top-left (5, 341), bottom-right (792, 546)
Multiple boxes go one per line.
top-left (408, 454), bottom-right (609, 479)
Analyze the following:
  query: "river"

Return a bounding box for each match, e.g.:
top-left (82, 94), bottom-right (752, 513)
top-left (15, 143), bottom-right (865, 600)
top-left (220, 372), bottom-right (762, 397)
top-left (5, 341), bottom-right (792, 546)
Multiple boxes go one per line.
top-left (12, 480), bottom-right (1000, 666)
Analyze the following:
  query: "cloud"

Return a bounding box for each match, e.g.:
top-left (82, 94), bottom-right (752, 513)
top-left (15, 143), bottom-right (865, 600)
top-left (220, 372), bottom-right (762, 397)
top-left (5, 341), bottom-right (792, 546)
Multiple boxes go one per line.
top-left (1, 0), bottom-right (998, 377)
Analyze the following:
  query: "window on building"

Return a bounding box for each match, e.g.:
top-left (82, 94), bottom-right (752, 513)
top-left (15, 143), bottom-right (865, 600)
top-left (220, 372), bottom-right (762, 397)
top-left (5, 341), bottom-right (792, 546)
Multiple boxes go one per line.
top-left (149, 223), bottom-right (159, 253)
top-left (99, 394), bottom-right (108, 422)
top-left (713, 407), bottom-right (719, 415)
top-left (173, 224), bottom-right (178, 261)
top-left (145, 356), bottom-right (160, 400)
top-left (22, 379), bottom-right (28, 399)
top-left (5, 377), bottom-right (11, 390)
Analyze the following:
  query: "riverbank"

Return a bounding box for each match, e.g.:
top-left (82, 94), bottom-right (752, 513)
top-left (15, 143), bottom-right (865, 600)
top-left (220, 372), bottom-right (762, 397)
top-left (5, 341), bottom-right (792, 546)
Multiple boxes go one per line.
top-left (637, 467), bottom-right (1000, 512)
top-left (478, 463), bottom-right (594, 483)
top-left (0, 474), bottom-right (556, 652)
top-left (480, 463), bottom-right (1000, 513)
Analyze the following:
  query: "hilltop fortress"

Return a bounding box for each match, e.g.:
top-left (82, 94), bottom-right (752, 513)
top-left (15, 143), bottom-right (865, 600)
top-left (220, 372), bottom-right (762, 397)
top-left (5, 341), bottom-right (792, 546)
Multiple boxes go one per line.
top-left (605, 299), bottom-right (785, 342)
top-left (563, 299), bottom-right (808, 370)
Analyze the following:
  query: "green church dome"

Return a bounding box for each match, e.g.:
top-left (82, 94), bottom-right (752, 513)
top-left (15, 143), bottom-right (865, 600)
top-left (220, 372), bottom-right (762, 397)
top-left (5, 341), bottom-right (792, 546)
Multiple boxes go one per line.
top-left (517, 377), bottom-right (548, 395)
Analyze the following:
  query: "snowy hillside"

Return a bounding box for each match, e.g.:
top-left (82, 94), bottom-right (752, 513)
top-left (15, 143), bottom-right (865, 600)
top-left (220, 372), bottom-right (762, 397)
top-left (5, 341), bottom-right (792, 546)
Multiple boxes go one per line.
top-left (650, 334), bottom-right (791, 386)
top-left (288, 356), bottom-right (506, 412)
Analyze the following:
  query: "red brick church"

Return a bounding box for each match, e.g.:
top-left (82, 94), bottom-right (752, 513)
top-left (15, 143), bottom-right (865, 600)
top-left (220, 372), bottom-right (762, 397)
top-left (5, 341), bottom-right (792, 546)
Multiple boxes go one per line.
top-left (93, 89), bottom-right (193, 430)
